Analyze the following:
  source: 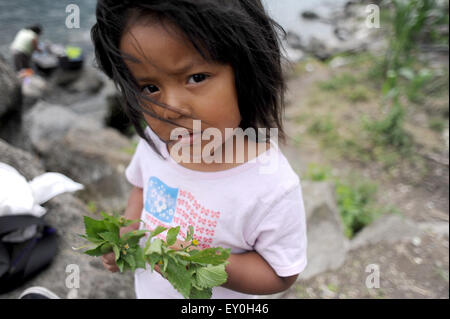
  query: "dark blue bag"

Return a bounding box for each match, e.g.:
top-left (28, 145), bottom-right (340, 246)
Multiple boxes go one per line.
top-left (0, 215), bottom-right (57, 294)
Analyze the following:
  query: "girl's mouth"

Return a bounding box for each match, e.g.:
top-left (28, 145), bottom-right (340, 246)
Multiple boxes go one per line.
top-left (176, 132), bottom-right (202, 145)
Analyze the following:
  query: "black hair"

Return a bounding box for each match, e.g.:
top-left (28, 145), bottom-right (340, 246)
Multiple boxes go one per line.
top-left (91, 0), bottom-right (288, 159)
top-left (27, 24), bottom-right (42, 35)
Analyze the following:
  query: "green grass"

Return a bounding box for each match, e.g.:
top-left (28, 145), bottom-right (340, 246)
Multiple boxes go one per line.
top-left (327, 284), bottom-right (339, 293)
top-left (307, 116), bottom-right (341, 148)
top-left (362, 103), bottom-right (413, 153)
top-left (343, 85), bottom-right (371, 103)
top-left (335, 177), bottom-right (384, 239)
top-left (318, 73), bottom-right (358, 92)
top-left (428, 117), bottom-right (447, 133)
top-left (305, 163), bottom-right (332, 182)
top-left (308, 116), bottom-right (335, 135)
top-left (304, 164), bottom-right (395, 239)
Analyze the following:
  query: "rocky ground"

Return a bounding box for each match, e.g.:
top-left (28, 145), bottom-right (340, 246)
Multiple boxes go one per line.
top-left (279, 52), bottom-right (449, 299)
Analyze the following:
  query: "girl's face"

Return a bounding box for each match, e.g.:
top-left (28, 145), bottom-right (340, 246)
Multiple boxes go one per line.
top-left (120, 20), bottom-right (242, 160)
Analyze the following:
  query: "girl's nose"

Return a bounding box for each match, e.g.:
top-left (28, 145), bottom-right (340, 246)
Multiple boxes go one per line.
top-left (161, 91), bottom-right (189, 120)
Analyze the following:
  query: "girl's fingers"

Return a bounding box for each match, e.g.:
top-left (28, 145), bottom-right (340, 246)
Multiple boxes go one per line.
top-left (102, 252), bottom-right (116, 265)
top-left (101, 253), bottom-right (119, 272)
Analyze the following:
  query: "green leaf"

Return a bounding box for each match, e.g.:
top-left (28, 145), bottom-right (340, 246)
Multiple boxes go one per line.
top-left (133, 247), bottom-right (146, 269)
top-left (166, 226), bottom-right (180, 246)
top-left (122, 219), bottom-right (141, 227)
top-left (165, 259), bottom-right (192, 299)
top-left (105, 222), bottom-right (120, 238)
top-left (98, 231), bottom-right (119, 244)
top-left (185, 248), bottom-right (231, 265)
top-left (84, 243), bottom-right (106, 256)
top-left (80, 234), bottom-right (105, 245)
top-left (185, 225), bottom-right (194, 242)
top-left (123, 254), bottom-right (136, 270)
top-left (145, 238), bottom-right (163, 255)
top-left (120, 230), bottom-right (148, 246)
top-left (146, 253), bottom-right (161, 271)
top-left (113, 245), bottom-right (121, 262)
top-left (162, 255), bottom-right (169, 272)
top-left (83, 216), bottom-right (109, 240)
top-left (121, 229), bottom-right (149, 241)
top-left (125, 235), bottom-right (145, 248)
top-left (117, 259), bottom-right (124, 273)
top-left (100, 243), bottom-right (113, 254)
top-left (149, 226), bottom-right (167, 239)
top-left (190, 287), bottom-right (212, 299)
top-left (194, 265), bottom-right (228, 289)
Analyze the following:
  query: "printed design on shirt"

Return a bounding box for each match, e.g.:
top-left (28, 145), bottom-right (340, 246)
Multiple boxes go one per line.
top-left (144, 177), bottom-right (178, 223)
top-left (143, 176), bottom-right (221, 249)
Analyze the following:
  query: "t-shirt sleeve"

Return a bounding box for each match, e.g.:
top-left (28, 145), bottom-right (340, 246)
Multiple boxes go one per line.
top-left (125, 138), bottom-right (145, 188)
top-left (250, 184), bottom-right (308, 277)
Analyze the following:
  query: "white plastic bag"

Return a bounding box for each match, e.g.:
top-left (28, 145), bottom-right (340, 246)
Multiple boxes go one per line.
top-left (0, 162), bottom-right (84, 242)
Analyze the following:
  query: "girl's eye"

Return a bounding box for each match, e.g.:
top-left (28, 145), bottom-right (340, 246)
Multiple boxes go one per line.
top-left (188, 73), bottom-right (209, 84)
top-left (142, 85), bottom-right (159, 95)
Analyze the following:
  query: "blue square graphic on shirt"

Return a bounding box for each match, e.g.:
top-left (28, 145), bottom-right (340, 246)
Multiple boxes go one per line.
top-left (144, 177), bottom-right (179, 223)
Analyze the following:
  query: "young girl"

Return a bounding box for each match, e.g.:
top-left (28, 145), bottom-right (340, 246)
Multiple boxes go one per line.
top-left (93, 0), bottom-right (307, 299)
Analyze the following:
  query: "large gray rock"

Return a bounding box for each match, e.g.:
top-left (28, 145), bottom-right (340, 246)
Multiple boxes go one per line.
top-left (0, 56), bottom-right (21, 117)
top-left (24, 101), bottom-right (102, 153)
top-left (0, 56), bottom-right (23, 146)
top-left (45, 125), bottom-right (134, 212)
top-left (300, 181), bottom-right (350, 280)
top-left (68, 79), bottom-right (122, 129)
top-left (350, 214), bottom-right (423, 251)
top-left (24, 101), bottom-right (133, 212)
top-left (64, 65), bottom-right (105, 95)
top-left (0, 139), bottom-right (135, 299)
top-left (260, 180), bottom-right (349, 299)
top-left (290, 3), bottom-right (387, 60)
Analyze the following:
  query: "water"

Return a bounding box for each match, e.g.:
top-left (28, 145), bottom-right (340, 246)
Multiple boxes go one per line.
top-left (0, 0), bottom-right (97, 58)
top-left (0, 0), bottom-right (347, 59)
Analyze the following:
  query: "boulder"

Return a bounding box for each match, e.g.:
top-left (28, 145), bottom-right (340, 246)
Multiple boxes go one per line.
top-left (289, 2), bottom-right (387, 60)
top-left (0, 55), bottom-right (23, 147)
top-left (64, 65), bottom-right (105, 95)
top-left (299, 181), bottom-right (350, 280)
top-left (24, 101), bottom-right (102, 154)
top-left (261, 180), bottom-right (349, 298)
top-left (349, 214), bottom-right (423, 251)
top-left (0, 139), bottom-right (135, 299)
top-left (44, 125), bottom-right (134, 213)
top-left (24, 101), bottom-right (133, 212)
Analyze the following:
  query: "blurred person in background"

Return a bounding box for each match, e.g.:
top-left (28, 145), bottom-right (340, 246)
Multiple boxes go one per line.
top-left (10, 24), bottom-right (43, 72)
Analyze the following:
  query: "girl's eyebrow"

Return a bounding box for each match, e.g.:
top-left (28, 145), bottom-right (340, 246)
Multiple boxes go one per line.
top-left (135, 58), bottom-right (209, 82)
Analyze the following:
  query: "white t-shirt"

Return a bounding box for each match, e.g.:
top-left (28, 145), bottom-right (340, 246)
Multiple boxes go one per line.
top-left (10, 29), bottom-right (37, 55)
top-left (125, 127), bottom-right (308, 299)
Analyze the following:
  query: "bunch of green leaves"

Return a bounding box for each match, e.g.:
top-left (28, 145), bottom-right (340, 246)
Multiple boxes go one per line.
top-left (76, 212), bottom-right (148, 272)
top-left (76, 213), bottom-right (231, 299)
top-left (144, 225), bottom-right (231, 299)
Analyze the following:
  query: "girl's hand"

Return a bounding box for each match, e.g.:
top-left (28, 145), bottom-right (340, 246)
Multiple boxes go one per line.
top-left (101, 251), bottom-right (119, 273)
